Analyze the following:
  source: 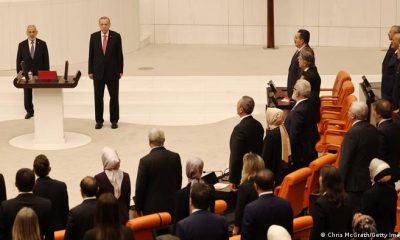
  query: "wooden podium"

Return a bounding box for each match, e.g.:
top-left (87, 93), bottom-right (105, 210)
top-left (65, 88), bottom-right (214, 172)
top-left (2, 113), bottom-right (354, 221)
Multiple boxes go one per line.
top-left (10, 71), bottom-right (91, 150)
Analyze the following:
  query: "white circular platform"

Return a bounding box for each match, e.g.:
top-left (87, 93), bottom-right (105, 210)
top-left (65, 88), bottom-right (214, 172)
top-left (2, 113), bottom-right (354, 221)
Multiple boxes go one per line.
top-left (9, 132), bottom-right (91, 150)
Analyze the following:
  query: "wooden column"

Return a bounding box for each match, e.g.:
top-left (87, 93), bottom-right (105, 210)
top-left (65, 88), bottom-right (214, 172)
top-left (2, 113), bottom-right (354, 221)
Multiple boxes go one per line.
top-left (267, 0), bottom-right (275, 48)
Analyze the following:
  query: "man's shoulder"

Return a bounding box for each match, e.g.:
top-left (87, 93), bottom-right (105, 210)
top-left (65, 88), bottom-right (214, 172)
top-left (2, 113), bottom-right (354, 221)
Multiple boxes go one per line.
top-left (18, 39), bottom-right (27, 46)
top-left (110, 30), bottom-right (121, 37)
top-left (70, 199), bottom-right (96, 214)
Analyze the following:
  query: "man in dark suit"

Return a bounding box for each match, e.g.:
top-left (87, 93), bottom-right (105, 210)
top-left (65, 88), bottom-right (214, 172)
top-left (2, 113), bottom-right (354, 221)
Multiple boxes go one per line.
top-left (0, 168), bottom-right (53, 240)
top-left (89, 16), bottom-right (124, 129)
top-left (16, 25), bottom-right (49, 119)
top-left (32, 154), bottom-right (69, 230)
top-left (340, 101), bottom-right (379, 212)
top-left (372, 99), bottom-right (400, 183)
top-left (382, 32), bottom-right (400, 102)
top-left (65, 176), bottom-right (97, 240)
top-left (241, 169), bottom-right (293, 240)
top-left (176, 182), bottom-right (228, 240)
top-left (135, 128), bottom-right (182, 217)
top-left (229, 96), bottom-right (264, 187)
top-left (0, 174), bottom-right (5, 203)
top-left (287, 29), bottom-right (310, 98)
top-left (284, 79), bottom-right (319, 171)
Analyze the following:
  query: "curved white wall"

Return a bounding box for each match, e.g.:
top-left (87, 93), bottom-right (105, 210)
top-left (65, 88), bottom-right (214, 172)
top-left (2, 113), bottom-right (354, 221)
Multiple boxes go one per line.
top-left (0, 0), bottom-right (139, 70)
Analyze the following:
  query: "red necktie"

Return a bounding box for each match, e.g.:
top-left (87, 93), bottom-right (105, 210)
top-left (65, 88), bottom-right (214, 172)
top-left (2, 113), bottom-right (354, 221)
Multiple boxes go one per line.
top-left (102, 34), bottom-right (107, 55)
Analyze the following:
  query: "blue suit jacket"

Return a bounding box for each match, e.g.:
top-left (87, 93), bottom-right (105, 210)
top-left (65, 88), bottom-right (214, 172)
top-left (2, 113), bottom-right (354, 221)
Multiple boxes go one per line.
top-left (176, 210), bottom-right (229, 240)
top-left (241, 193), bottom-right (293, 240)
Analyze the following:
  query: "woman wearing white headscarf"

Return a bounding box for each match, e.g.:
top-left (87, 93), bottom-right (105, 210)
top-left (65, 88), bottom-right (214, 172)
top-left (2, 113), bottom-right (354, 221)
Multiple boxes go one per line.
top-left (95, 147), bottom-right (131, 224)
top-left (173, 157), bottom-right (215, 233)
top-left (262, 108), bottom-right (291, 185)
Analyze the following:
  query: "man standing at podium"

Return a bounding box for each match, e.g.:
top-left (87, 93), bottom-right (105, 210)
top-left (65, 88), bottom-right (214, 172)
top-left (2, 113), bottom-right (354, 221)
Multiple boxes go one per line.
top-left (16, 25), bottom-right (49, 119)
top-left (89, 16), bottom-right (124, 129)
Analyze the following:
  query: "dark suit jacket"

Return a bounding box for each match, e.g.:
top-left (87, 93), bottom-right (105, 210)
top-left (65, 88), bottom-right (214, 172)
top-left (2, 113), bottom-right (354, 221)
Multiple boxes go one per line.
top-left (301, 66), bottom-right (321, 123)
top-left (377, 119), bottom-right (400, 182)
top-left (135, 147), bottom-right (182, 216)
top-left (229, 116), bottom-right (264, 186)
top-left (234, 180), bottom-right (258, 227)
top-left (381, 48), bottom-right (399, 101)
top-left (262, 128), bottom-right (288, 185)
top-left (83, 226), bottom-right (133, 240)
top-left (0, 193), bottom-right (53, 240)
top-left (173, 182), bottom-right (215, 233)
top-left (0, 174), bottom-right (5, 203)
top-left (310, 195), bottom-right (353, 240)
top-left (33, 176), bottom-right (69, 230)
top-left (340, 121), bottom-right (379, 193)
top-left (64, 198), bottom-right (97, 240)
top-left (287, 50), bottom-right (301, 97)
top-left (241, 193), bottom-right (293, 240)
top-left (95, 172), bottom-right (131, 224)
top-left (284, 100), bottom-right (319, 170)
top-left (176, 210), bottom-right (229, 240)
top-left (361, 182), bottom-right (397, 235)
top-left (393, 67), bottom-right (400, 109)
top-left (16, 38), bottom-right (49, 75)
top-left (88, 30), bottom-right (123, 81)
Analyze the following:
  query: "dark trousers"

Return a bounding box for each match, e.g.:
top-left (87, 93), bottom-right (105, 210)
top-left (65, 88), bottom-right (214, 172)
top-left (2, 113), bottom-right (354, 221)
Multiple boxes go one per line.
top-left (93, 79), bottom-right (119, 123)
top-left (24, 88), bottom-right (34, 114)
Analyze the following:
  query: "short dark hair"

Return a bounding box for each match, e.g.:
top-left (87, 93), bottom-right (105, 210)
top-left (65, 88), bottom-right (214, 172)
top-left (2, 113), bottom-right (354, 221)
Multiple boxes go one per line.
top-left (239, 96), bottom-right (255, 114)
top-left (33, 154), bottom-right (50, 178)
top-left (15, 168), bottom-right (35, 192)
top-left (298, 29), bottom-right (310, 44)
top-left (254, 169), bottom-right (274, 191)
top-left (190, 182), bottom-right (212, 210)
top-left (373, 99), bottom-right (392, 119)
top-left (80, 176), bottom-right (98, 197)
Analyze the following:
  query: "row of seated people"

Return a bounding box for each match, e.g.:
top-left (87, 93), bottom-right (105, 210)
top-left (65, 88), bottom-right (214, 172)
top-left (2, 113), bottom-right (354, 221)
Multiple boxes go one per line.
top-left (2, 158), bottom-right (396, 240)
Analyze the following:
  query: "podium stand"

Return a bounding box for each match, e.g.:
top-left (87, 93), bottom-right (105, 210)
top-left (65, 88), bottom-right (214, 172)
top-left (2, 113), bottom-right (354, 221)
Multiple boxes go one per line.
top-left (9, 72), bottom-right (91, 150)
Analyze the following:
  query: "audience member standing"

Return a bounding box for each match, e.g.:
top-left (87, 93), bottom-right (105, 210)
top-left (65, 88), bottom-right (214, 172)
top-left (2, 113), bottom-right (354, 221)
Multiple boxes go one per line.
top-left (176, 182), bottom-right (229, 240)
top-left (233, 153), bottom-right (265, 236)
top-left (262, 108), bottom-right (291, 184)
top-left (382, 32), bottom-right (400, 102)
top-left (135, 128), bottom-right (182, 218)
top-left (284, 79), bottom-right (319, 171)
top-left (372, 99), bottom-right (400, 183)
top-left (299, 47), bottom-right (321, 123)
top-left (174, 157), bottom-right (215, 232)
top-left (287, 29), bottom-right (310, 98)
top-left (65, 176), bottom-right (98, 240)
top-left (95, 147), bottom-right (131, 224)
top-left (229, 96), bottom-right (264, 187)
top-left (32, 154), bottom-right (69, 230)
top-left (0, 168), bottom-right (53, 240)
top-left (241, 169), bottom-right (293, 240)
top-left (83, 193), bottom-right (133, 240)
top-left (310, 166), bottom-right (353, 240)
top-left (339, 101), bottom-right (379, 212)
top-left (0, 173), bottom-right (6, 203)
top-left (16, 25), bottom-right (49, 119)
top-left (11, 207), bottom-right (41, 240)
top-left (361, 158), bottom-right (397, 236)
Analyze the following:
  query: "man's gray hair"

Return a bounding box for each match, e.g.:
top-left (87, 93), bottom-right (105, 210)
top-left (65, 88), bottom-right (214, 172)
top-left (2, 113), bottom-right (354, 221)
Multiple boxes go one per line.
top-left (148, 128), bottom-right (165, 146)
top-left (239, 96), bottom-right (255, 114)
top-left (294, 79), bottom-right (311, 98)
top-left (98, 16), bottom-right (111, 23)
top-left (349, 101), bottom-right (368, 121)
